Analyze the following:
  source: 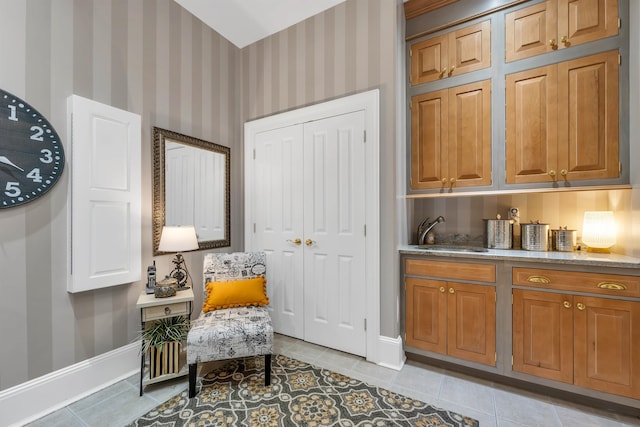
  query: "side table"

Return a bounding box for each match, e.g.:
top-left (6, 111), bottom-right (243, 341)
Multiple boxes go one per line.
top-left (136, 288), bottom-right (194, 396)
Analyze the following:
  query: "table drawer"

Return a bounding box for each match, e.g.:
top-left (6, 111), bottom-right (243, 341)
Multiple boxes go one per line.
top-left (513, 267), bottom-right (640, 297)
top-left (142, 301), bottom-right (190, 321)
top-left (406, 259), bottom-right (496, 283)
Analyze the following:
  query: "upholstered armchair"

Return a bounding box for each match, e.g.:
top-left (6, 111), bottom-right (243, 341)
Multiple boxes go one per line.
top-left (187, 252), bottom-right (274, 398)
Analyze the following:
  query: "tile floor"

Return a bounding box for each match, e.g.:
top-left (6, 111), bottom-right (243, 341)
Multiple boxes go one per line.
top-left (26, 334), bottom-right (640, 427)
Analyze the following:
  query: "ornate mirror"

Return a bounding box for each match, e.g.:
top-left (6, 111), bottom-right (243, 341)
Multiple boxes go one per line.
top-left (152, 127), bottom-right (230, 255)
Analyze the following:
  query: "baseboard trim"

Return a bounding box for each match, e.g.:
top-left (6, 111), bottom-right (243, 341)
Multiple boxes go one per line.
top-left (0, 342), bottom-right (139, 427)
top-left (375, 335), bottom-right (406, 371)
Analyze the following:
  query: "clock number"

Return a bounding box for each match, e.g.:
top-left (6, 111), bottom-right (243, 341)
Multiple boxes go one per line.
top-left (40, 149), bottom-right (53, 164)
top-left (5, 181), bottom-right (21, 197)
top-left (27, 168), bottom-right (43, 183)
top-left (8, 105), bottom-right (18, 121)
top-left (30, 126), bottom-right (44, 141)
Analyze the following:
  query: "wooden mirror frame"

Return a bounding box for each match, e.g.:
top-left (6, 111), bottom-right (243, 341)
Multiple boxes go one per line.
top-left (152, 127), bottom-right (230, 255)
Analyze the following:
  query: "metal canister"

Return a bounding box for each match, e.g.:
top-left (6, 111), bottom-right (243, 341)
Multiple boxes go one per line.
top-left (551, 227), bottom-right (577, 252)
top-left (521, 221), bottom-right (550, 251)
top-left (483, 214), bottom-right (514, 249)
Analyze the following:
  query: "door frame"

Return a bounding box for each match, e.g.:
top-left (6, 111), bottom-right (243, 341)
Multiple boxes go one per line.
top-left (244, 89), bottom-right (380, 364)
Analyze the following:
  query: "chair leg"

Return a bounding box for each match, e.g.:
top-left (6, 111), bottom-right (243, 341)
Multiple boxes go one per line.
top-left (264, 354), bottom-right (271, 386)
top-left (188, 363), bottom-right (197, 398)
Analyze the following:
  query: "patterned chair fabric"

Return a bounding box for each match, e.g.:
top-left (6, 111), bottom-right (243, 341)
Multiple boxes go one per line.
top-left (187, 252), bottom-right (273, 397)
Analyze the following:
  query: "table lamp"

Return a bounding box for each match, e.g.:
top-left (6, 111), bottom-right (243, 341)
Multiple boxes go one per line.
top-left (582, 211), bottom-right (616, 253)
top-left (158, 225), bottom-right (199, 288)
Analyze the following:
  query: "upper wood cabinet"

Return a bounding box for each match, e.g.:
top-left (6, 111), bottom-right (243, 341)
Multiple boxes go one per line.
top-left (505, 50), bottom-right (619, 184)
top-left (505, 0), bottom-right (619, 62)
top-left (411, 79), bottom-right (492, 190)
top-left (410, 20), bottom-right (491, 85)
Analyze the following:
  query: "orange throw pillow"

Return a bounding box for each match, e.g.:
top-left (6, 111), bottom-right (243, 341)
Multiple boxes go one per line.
top-left (203, 276), bottom-right (269, 312)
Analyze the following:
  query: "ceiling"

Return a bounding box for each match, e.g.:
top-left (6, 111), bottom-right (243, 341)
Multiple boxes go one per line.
top-left (174, 0), bottom-right (346, 49)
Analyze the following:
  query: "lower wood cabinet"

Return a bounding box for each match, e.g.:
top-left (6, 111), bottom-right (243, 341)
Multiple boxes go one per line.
top-left (512, 268), bottom-right (640, 400)
top-left (405, 259), bottom-right (496, 366)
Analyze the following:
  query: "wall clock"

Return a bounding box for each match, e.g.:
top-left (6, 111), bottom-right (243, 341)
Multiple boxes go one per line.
top-left (0, 88), bottom-right (65, 208)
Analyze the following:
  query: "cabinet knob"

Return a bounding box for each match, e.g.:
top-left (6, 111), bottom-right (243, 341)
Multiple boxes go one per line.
top-left (560, 169), bottom-right (567, 177)
top-left (440, 68), bottom-right (447, 77)
top-left (548, 170), bottom-right (556, 177)
top-left (287, 238), bottom-right (302, 245)
top-left (563, 301), bottom-right (572, 309)
top-left (450, 178), bottom-right (456, 184)
top-left (549, 38), bottom-right (558, 49)
top-left (449, 65), bottom-right (455, 75)
top-left (561, 36), bottom-right (569, 46)
top-left (576, 303), bottom-right (586, 311)
top-left (449, 287), bottom-right (455, 294)
top-left (164, 306), bottom-right (171, 315)
top-left (305, 239), bottom-right (314, 246)
top-left (442, 178), bottom-right (448, 184)
top-left (439, 286), bottom-right (445, 293)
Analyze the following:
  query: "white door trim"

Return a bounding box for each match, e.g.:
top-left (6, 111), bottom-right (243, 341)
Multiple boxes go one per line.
top-left (245, 89), bottom-right (381, 365)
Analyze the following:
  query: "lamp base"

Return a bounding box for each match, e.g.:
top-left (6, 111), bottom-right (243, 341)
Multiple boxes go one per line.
top-left (169, 253), bottom-right (190, 288)
top-left (586, 247), bottom-right (611, 254)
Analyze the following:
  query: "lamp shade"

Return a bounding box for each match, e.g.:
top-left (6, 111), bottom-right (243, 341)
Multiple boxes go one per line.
top-left (582, 211), bottom-right (616, 250)
top-left (158, 226), bottom-right (199, 252)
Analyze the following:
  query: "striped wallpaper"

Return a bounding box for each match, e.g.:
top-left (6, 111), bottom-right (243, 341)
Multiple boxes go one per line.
top-left (0, 0), bottom-right (241, 390)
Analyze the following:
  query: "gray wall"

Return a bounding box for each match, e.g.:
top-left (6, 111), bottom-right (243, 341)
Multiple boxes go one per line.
top-left (0, 0), bottom-right (402, 391)
top-left (239, 0), bottom-right (400, 337)
top-left (0, 0), bottom-right (242, 391)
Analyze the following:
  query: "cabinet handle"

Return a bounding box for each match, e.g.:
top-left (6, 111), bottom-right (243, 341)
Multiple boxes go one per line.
top-left (526, 275), bottom-right (551, 284)
top-left (164, 306), bottom-right (171, 315)
top-left (563, 301), bottom-right (572, 309)
top-left (439, 286), bottom-right (445, 293)
top-left (597, 282), bottom-right (627, 291)
top-left (449, 288), bottom-right (455, 294)
top-left (449, 65), bottom-right (455, 75)
top-left (287, 238), bottom-right (302, 245)
top-left (549, 38), bottom-right (558, 49)
top-left (561, 36), bottom-right (569, 46)
top-left (576, 303), bottom-right (585, 311)
top-left (440, 68), bottom-right (447, 76)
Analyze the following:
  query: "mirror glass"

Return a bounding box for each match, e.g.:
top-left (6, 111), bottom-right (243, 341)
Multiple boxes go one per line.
top-left (152, 127), bottom-right (230, 255)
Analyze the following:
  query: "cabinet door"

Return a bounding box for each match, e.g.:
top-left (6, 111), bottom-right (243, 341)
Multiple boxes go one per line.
top-left (512, 290), bottom-right (573, 383)
top-left (411, 89), bottom-right (449, 189)
top-left (505, 1), bottom-right (557, 62)
top-left (557, 0), bottom-right (618, 49)
top-left (558, 50), bottom-right (619, 180)
top-left (405, 277), bottom-right (447, 355)
top-left (449, 21), bottom-right (491, 76)
top-left (411, 34), bottom-right (448, 85)
top-left (574, 296), bottom-right (640, 399)
top-left (448, 80), bottom-right (492, 188)
top-left (447, 282), bottom-right (496, 366)
top-left (505, 65), bottom-right (558, 184)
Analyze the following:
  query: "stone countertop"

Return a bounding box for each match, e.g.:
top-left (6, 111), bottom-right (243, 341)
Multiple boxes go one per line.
top-left (399, 245), bottom-right (640, 269)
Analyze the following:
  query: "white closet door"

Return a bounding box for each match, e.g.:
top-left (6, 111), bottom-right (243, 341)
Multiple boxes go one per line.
top-left (303, 111), bottom-right (367, 357)
top-left (253, 125), bottom-right (305, 339)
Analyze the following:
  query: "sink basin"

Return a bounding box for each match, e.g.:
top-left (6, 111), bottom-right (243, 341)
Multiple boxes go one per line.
top-left (415, 244), bottom-right (489, 253)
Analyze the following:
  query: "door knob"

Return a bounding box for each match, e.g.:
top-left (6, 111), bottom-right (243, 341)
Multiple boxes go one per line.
top-left (305, 239), bottom-right (314, 246)
top-left (287, 238), bottom-right (302, 245)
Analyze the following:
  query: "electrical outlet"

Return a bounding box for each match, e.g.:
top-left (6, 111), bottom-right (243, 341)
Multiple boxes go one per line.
top-left (509, 207), bottom-right (520, 225)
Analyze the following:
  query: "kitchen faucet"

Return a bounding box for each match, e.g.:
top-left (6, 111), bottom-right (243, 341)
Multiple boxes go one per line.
top-left (417, 215), bottom-right (446, 245)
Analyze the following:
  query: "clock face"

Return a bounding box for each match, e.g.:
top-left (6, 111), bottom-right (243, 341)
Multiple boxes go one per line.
top-left (0, 88), bottom-right (65, 208)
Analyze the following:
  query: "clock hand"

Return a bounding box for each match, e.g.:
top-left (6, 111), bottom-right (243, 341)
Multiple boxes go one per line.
top-left (0, 156), bottom-right (25, 172)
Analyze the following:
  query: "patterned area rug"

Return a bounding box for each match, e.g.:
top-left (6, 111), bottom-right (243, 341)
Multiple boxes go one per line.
top-left (128, 354), bottom-right (479, 426)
